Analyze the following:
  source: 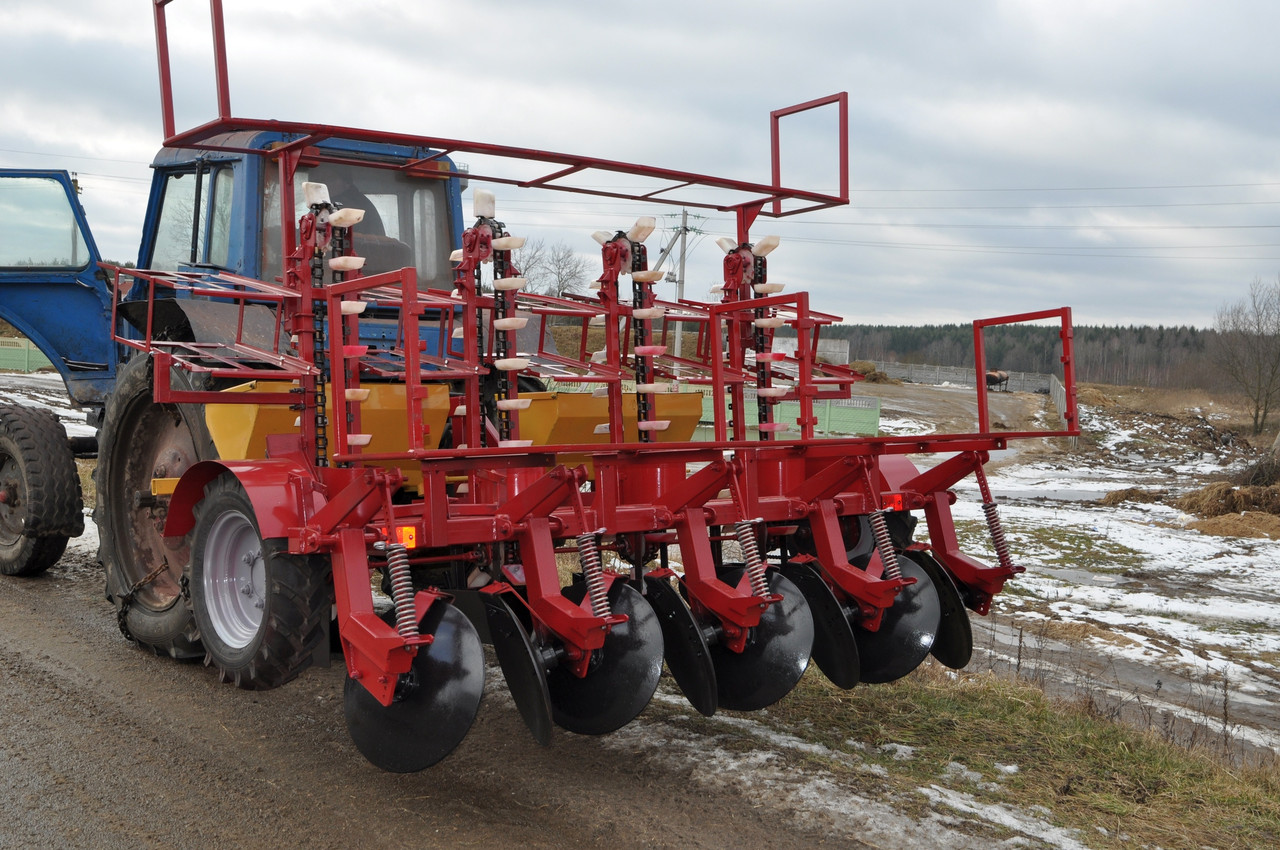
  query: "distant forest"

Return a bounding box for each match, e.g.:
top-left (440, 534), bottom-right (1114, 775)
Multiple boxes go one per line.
top-left (800, 324), bottom-right (1217, 389)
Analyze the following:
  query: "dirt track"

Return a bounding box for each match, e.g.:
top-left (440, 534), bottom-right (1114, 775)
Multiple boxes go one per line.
top-left (0, 378), bottom-right (1063, 849)
top-left (0, 541), bottom-right (859, 850)
top-left (3, 373), bottom-right (1268, 848)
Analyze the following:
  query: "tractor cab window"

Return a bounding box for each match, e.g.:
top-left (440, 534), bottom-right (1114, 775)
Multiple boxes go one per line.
top-left (260, 162), bottom-right (451, 289)
top-left (0, 176), bottom-right (91, 269)
top-left (149, 166), bottom-right (233, 271)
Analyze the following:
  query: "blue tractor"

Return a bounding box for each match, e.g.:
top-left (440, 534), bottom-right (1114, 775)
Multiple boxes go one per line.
top-left (0, 137), bottom-right (467, 656)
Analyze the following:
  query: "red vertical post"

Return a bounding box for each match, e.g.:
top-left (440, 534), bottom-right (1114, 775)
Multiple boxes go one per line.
top-left (278, 150), bottom-right (299, 282)
top-left (155, 0), bottom-right (232, 141)
top-left (209, 0), bottom-right (232, 122)
top-left (401, 270), bottom-right (425, 452)
top-left (153, 0), bottom-right (176, 140)
top-left (708, 304), bottom-right (728, 442)
top-left (1058, 307), bottom-right (1077, 432)
top-left (973, 320), bottom-right (990, 433)
top-left (795, 291), bottom-right (815, 441)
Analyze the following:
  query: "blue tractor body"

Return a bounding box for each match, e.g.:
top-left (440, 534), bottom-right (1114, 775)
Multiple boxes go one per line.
top-left (0, 132), bottom-right (466, 411)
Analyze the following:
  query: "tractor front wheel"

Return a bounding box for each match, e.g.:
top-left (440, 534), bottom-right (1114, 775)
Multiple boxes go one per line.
top-left (0, 406), bottom-right (83, 576)
top-left (190, 473), bottom-right (330, 690)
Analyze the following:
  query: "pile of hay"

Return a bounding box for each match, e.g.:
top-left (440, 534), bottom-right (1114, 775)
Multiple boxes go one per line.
top-left (1099, 487), bottom-right (1165, 506)
top-left (1076, 386), bottom-right (1117, 407)
top-left (1172, 481), bottom-right (1280, 517)
top-left (849, 360), bottom-right (900, 385)
top-left (1188, 512), bottom-right (1280, 540)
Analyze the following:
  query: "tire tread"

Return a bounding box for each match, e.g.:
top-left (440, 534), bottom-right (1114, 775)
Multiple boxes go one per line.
top-left (192, 474), bottom-right (331, 691)
top-left (0, 405), bottom-right (83, 577)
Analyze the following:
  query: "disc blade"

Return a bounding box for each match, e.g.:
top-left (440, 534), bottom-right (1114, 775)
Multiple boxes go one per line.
top-left (343, 601), bottom-right (485, 773)
top-left (780, 562), bottom-right (860, 689)
top-left (547, 581), bottom-right (664, 735)
top-left (484, 593), bottom-right (553, 746)
top-left (644, 574), bottom-right (717, 716)
top-left (904, 551), bottom-right (973, 670)
top-left (855, 556), bottom-right (941, 684)
top-left (711, 569), bottom-right (814, 711)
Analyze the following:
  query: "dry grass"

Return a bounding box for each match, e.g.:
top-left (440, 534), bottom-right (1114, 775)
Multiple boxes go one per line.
top-left (844, 359), bottom-right (899, 384)
top-left (75, 458), bottom-right (96, 511)
top-left (1236, 455), bottom-right (1280, 486)
top-left (1173, 481), bottom-right (1280, 517)
top-left (1077, 385), bottom-right (1119, 407)
top-left (755, 662), bottom-right (1280, 848)
top-left (546, 325), bottom-right (701, 364)
top-left (1188, 511), bottom-right (1280, 539)
top-left (849, 359), bottom-right (876, 375)
top-left (1080, 381), bottom-right (1278, 447)
top-left (1098, 487), bottom-right (1165, 506)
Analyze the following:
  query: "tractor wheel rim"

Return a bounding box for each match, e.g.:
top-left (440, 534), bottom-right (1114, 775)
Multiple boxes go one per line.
top-left (203, 509), bottom-right (265, 650)
top-left (110, 394), bottom-right (201, 610)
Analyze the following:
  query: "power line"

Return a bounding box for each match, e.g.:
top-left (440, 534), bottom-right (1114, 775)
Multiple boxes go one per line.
top-left (0, 146), bottom-right (150, 166)
top-left (851, 180), bottom-right (1280, 193)
top-left (5, 141), bottom-right (1277, 197)
top-left (809, 238), bottom-right (1280, 251)
top-left (788, 222), bottom-right (1280, 231)
top-left (74, 172), bottom-right (151, 185)
top-left (777, 234), bottom-right (1280, 260)
top-left (847, 200), bottom-right (1280, 211)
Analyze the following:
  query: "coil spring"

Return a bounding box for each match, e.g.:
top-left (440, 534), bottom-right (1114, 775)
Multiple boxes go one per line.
top-left (868, 510), bottom-right (903, 581)
top-left (376, 541), bottom-right (418, 639)
top-left (734, 520), bottom-right (770, 597)
top-left (982, 500), bottom-right (1015, 570)
top-left (577, 531), bottom-right (611, 618)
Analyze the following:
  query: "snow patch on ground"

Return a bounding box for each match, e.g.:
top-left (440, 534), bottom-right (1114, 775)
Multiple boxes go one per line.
top-left (604, 692), bottom-right (1083, 848)
top-left (0, 372), bottom-right (94, 437)
top-left (920, 785), bottom-right (1089, 850)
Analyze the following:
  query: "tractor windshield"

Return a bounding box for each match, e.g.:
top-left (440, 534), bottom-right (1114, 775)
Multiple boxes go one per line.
top-left (261, 162), bottom-right (452, 289)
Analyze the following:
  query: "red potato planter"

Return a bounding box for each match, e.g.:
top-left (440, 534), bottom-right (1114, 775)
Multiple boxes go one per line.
top-left (0, 0), bottom-right (1078, 772)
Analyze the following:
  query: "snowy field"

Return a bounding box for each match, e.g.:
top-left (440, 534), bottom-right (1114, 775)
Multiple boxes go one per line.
top-left (938, 404), bottom-right (1280, 754)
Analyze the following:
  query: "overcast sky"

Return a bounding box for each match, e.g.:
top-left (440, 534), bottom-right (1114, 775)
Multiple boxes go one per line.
top-left (5, 0), bottom-right (1280, 328)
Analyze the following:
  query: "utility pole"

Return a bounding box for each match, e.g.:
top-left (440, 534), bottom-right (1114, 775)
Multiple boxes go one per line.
top-left (652, 209), bottom-right (694, 358)
top-left (675, 208), bottom-right (688, 358)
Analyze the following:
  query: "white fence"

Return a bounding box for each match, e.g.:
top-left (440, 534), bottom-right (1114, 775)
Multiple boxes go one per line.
top-left (871, 361), bottom-right (1052, 394)
top-left (1049, 374), bottom-right (1078, 446)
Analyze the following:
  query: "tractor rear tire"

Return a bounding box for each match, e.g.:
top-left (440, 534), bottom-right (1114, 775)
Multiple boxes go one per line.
top-left (0, 406), bottom-right (83, 577)
top-left (95, 355), bottom-right (217, 659)
top-left (190, 473), bottom-right (330, 690)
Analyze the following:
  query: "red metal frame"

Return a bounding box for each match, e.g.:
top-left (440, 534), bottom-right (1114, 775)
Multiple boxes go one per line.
top-left (142, 0), bottom-right (1081, 716)
top-left (151, 1), bottom-right (849, 245)
top-left (974, 307), bottom-right (1076, 435)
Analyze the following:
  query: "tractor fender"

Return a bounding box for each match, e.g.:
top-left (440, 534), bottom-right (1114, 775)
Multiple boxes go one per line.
top-left (877, 456), bottom-right (921, 492)
top-left (164, 458), bottom-right (321, 542)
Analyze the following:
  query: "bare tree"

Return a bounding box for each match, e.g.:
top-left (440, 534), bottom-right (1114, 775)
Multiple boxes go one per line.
top-left (515, 239), bottom-right (592, 297)
top-left (1213, 277), bottom-right (1280, 434)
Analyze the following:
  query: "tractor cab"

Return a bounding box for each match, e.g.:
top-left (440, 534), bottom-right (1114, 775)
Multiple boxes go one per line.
top-left (137, 133), bottom-right (464, 287)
